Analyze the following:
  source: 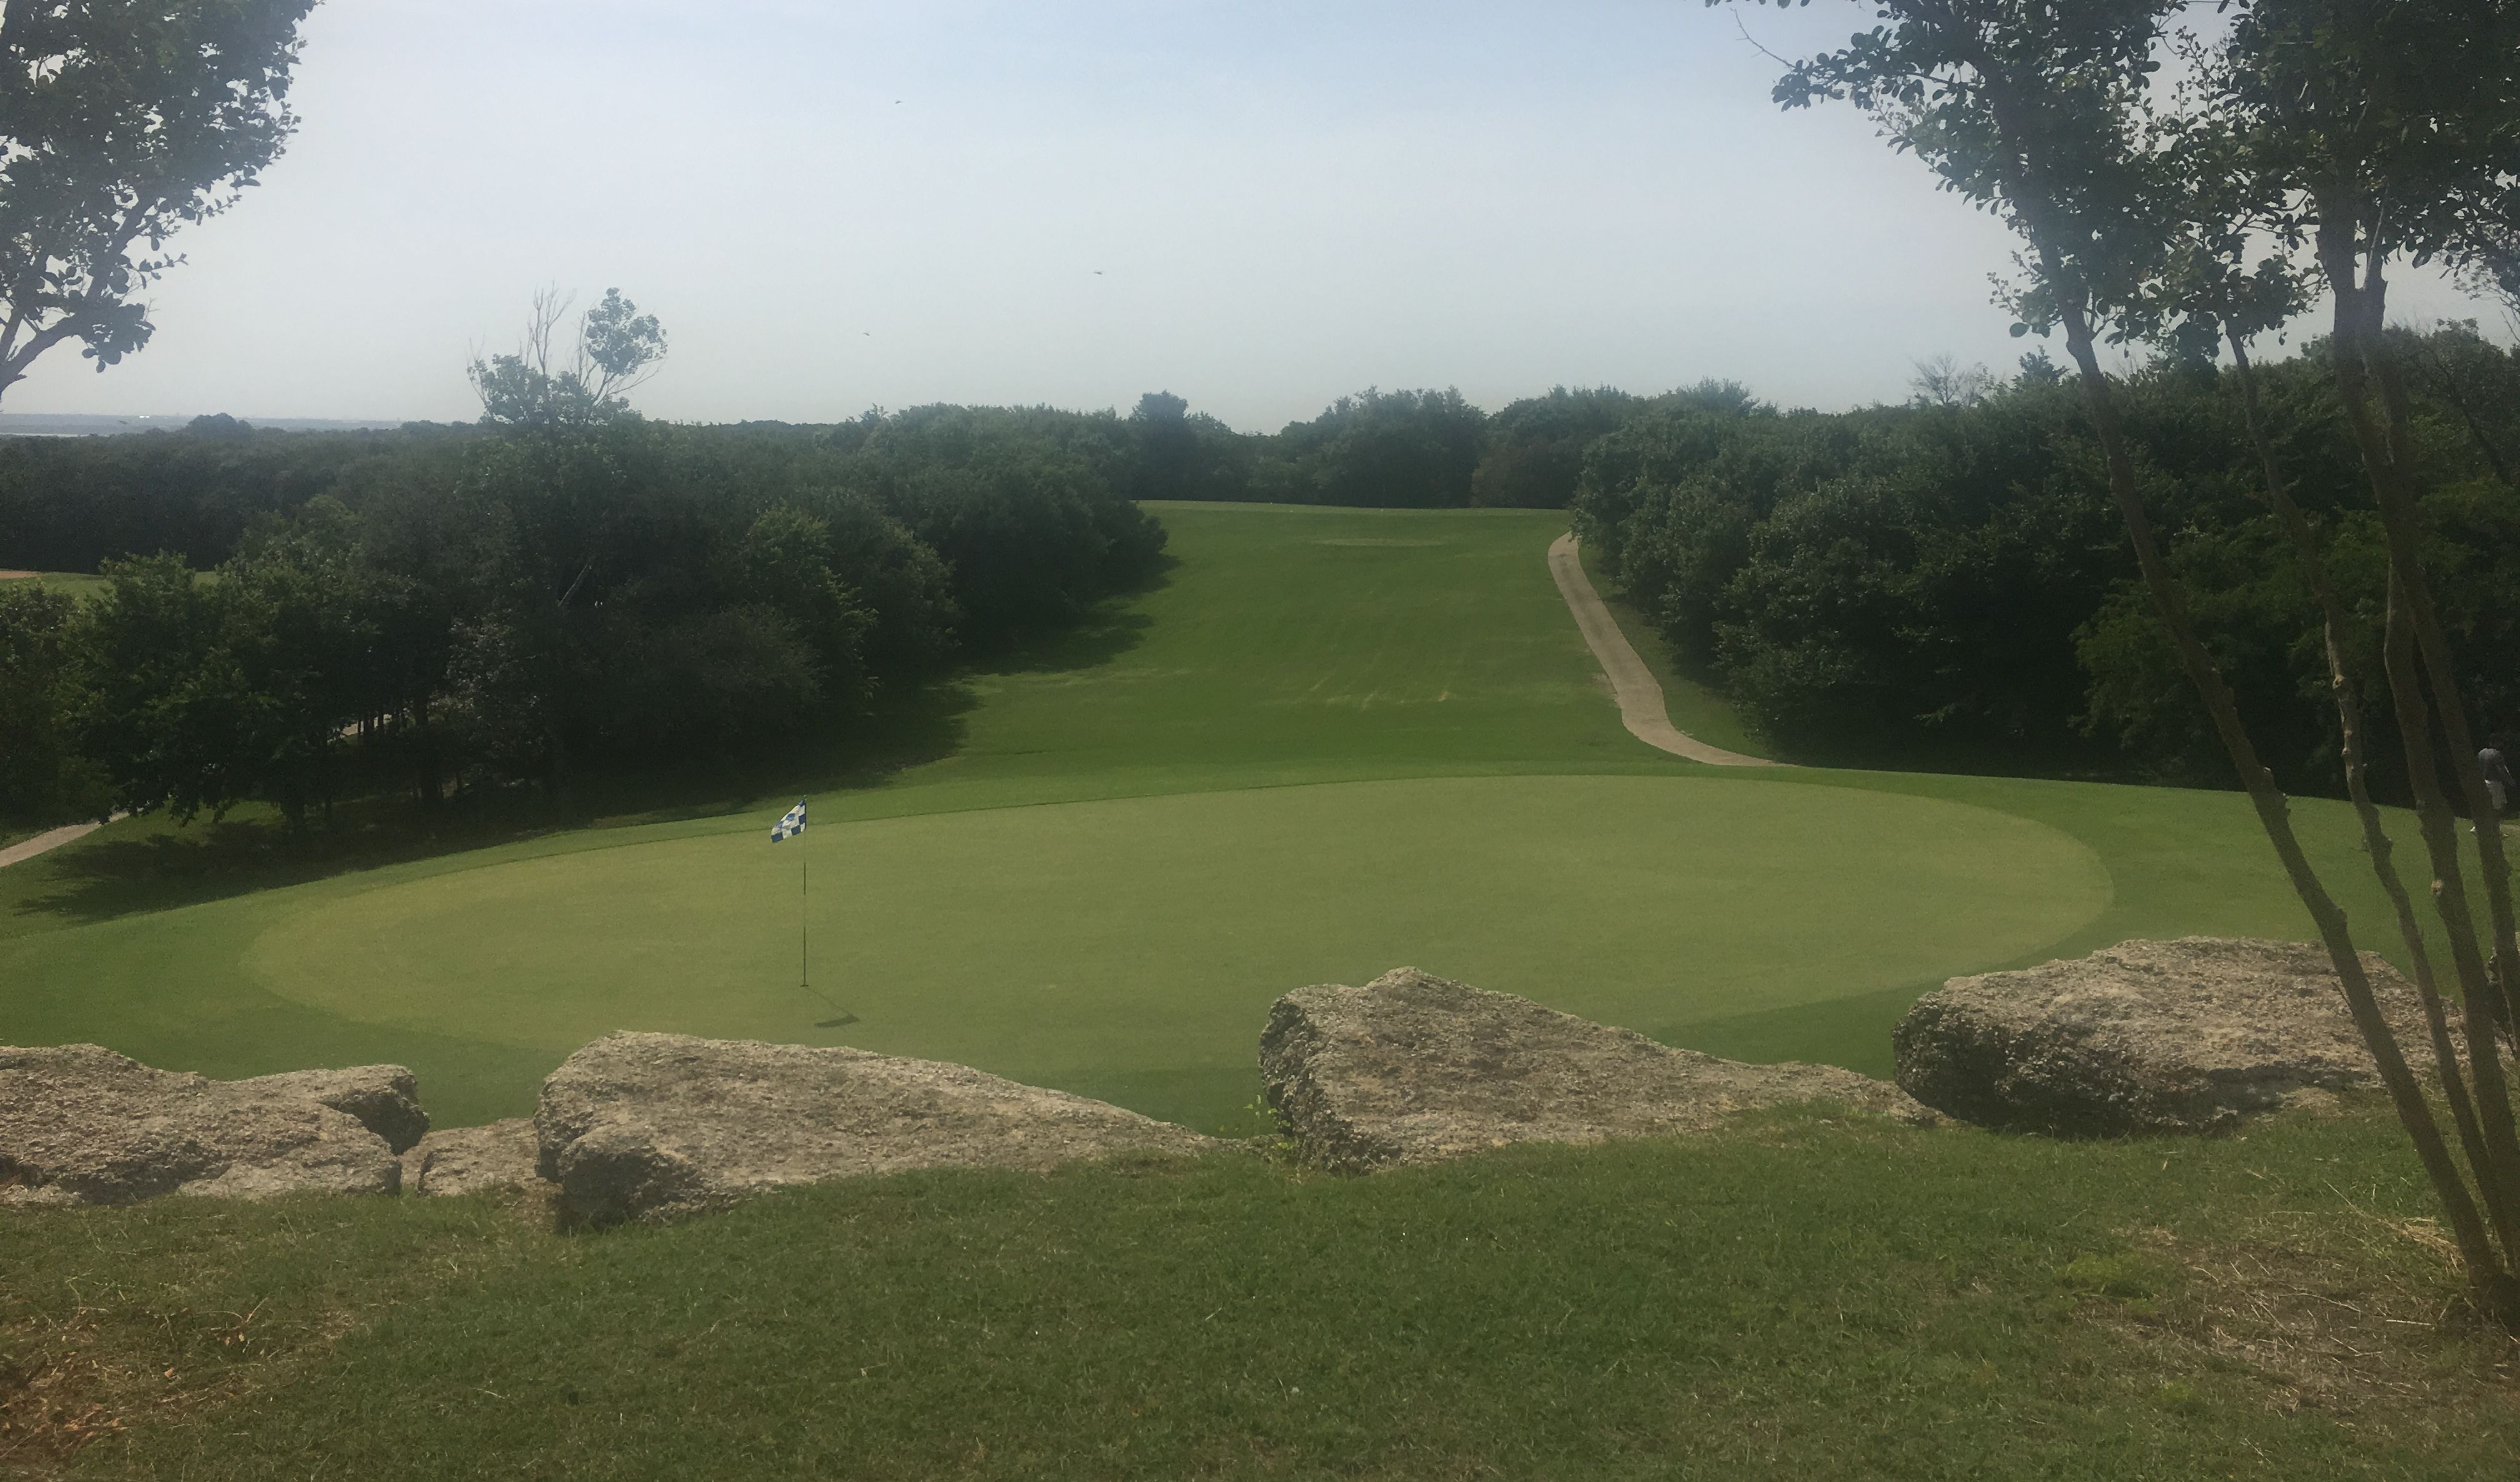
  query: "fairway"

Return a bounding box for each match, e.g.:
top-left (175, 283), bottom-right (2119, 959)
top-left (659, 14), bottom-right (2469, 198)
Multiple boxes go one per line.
top-left (0, 504), bottom-right (2410, 1130)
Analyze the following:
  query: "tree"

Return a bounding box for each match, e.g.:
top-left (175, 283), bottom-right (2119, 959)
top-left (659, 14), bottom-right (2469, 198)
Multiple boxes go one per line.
top-left (1908, 353), bottom-right (1996, 408)
top-left (1254, 387), bottom-right (1489, 507)
top-left (469, 287), bottom-right (667, 429)
top-left (736, 504), bottom-right (874, 714)
top-left (1472, 386), bottom-right (1639, 508)
top-left (0, 577), bottom-right (105, 823)
top-left (1124, 390), bottom-right (1252, 502)
top-left (1734, 0), bottom-right (2520, 1325)
top-left (0, 1), bottom-right (317, 403)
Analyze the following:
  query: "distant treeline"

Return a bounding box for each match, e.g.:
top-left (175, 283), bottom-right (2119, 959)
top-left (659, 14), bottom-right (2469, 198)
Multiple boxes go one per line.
top-left (8, 326), bottom-right (2518, 813)
top-left (0, 406), bottom-right (1166, 831)
top-left (0, 384), bottom-right (1639, 581)
top-left (1574, 328), bottom-right (2520, 789)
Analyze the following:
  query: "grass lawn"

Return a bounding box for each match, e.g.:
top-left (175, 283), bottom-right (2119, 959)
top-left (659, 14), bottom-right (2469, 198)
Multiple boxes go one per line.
top-left (0, 570), bottom-right (109, 604)
top-left (0, 502), bottom-right (2447, 1129)
top-left (6, 503), bottom-right (2518, 1476)
top-left (8, 1107), bottom-right (2516, 1479)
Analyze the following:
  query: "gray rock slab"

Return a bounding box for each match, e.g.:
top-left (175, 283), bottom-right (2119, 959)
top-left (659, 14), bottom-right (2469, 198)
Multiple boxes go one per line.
top-left (1259, 967), bottom-right (1936, 1173)
top-left (239, 1064), bottom-right (429, 1153)
top-left (534, 1032), bottom-right (1220, 1225)
top-left (402, 1118), bottom-right (544, 1197)
top-left (1894, 937), bottom-right (2439, 1135)
top-left (1, 1045), bottom-right (403, 1206)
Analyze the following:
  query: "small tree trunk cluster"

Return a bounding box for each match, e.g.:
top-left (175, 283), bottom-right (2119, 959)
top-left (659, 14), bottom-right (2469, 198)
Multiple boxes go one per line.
top-left (2041, 249), bottom-right (2520, 1328)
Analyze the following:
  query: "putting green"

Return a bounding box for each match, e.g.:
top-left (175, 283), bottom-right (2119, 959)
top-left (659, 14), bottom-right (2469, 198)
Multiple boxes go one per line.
top-left (246, 775), bottom-right (2109, 1110)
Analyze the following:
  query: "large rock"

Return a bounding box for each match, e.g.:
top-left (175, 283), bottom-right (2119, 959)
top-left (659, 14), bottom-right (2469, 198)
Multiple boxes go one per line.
top-left (1894, 937), bottom-right (2439, 1136)
top-left (0, 1045), bottom-right (405, 1206)
top-left (238, 1065), bottom-right (429, 1153)
top-left (402, 1118), bottom-right (544, 1197)
top-left (1258, 967), bottom-right (1935, 1173)
top-left (534, 1032), bottom-right (1220, 1225)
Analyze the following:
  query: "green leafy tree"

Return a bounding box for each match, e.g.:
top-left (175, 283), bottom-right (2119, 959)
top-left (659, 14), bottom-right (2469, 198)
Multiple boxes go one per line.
top-left (1472, 386), bottom-right (1638, 509)
top-left (1732, 0), bottom-right (2520, 1324)
top-left (468, 287), bottom-right (667, 430)
top-left (1124, 390), bottom-right (1251, 502)
top-left (736, 504), bottom-right (875, 714)
top-left (0, 0), bottom-right (316, 402)
top-left (80, 550), bottom-right (240, 822)
top-left (0, 578), bottom-right (106, 823)
top-left (1254, 387), bottom-right (1489, 507)
top-left (82, 509), bottom-right (374, 831)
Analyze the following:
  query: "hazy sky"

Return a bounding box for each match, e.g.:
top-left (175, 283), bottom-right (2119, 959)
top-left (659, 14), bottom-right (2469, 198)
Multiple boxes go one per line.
top-left (6, 0), bottom-right (2497, 431)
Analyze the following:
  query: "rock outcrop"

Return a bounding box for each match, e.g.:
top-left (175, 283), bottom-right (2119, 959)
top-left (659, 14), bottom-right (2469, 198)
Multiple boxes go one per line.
top-left (1894, 937), bottom-right (2437, 1136)
top-left (0, 1045), bottom-right (406, 1205)
top-left (237, 1065), bottom-right (429, 1153)
top-left (533, 1032), bottom-right (1219, 1225)
top-left (401, 1117), bottom-right (543, 1197)
top-left (1259, 967), bottom-right (1936, 1172)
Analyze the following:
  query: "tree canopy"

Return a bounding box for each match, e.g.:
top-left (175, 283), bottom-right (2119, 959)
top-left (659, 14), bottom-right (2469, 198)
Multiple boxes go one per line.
top-left (0, 0), bottom-right (317, 400)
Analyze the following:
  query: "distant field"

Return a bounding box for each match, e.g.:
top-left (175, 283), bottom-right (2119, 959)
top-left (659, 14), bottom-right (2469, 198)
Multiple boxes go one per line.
top-left (0, 569), bottom-right (108, 602)
top-left (0, 503), bottom-right (2411, 1130)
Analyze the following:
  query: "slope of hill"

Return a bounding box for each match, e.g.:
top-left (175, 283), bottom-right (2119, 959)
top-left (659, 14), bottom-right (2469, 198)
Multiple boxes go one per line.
top-left (0, 504), bottom-right (2405, 1132)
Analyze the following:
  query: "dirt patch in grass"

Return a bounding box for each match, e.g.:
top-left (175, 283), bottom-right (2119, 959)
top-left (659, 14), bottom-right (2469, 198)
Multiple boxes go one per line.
top-left (1, 1337), bottom-right (128, 1473)
top-left (2073, 1217), bottom-right (2520, 1431)
top-left (1, 1293), bottom-right (308, 1473)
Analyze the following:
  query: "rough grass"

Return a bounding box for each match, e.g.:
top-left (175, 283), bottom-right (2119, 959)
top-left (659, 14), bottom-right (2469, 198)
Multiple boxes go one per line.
top-left (5, 1105), bottom-right (2516, 1480)
top-left (0, 504), bottom-right (2458, 1130)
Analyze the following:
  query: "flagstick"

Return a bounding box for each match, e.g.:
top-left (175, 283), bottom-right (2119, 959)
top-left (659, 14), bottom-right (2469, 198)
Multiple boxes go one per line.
top-left (800, 820), bottom-right (809, 993)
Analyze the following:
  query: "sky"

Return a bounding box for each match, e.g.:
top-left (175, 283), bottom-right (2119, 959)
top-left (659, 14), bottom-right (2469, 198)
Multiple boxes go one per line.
top-left (5, 0), bottom-right (2499, 432)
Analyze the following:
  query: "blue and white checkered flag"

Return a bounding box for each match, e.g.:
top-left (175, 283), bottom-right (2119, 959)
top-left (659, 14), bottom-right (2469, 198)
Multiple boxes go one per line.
top-left (770, 798), bottom-right (808, 842)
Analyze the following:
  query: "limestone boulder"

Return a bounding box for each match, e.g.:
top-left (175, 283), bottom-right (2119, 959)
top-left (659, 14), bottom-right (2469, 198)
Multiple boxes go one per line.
top-left (402, 1118), bottom-right (544, 1197)
top-left (1894, 937), bottom-right (2438, 1136)
top-left (1258, 967), bottom-right (1936, 1173)
top-left (534, 1032), bottom-right (1220, 1225)
top-left (238, 1064), bottom-right (429, 1153)
top-left (0, 1045), bottom-right (404, 1206)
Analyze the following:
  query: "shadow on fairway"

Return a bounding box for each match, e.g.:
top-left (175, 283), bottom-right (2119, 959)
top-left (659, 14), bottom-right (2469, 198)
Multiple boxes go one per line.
top-left (2, 579), bottom-right (1169, 927)
top-left (959, 554), bottom-right (1171, 675)
top-left (6, 582), bottom-right (1174, 931)
top-left (7, 666), bottom-right (984, 928)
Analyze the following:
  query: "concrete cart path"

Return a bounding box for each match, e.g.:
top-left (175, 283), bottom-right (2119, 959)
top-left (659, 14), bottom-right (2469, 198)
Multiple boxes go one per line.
top-left (0, 817), bottom-right (118, 870)
top-left (1548, 532), bottom-right (1779, 768)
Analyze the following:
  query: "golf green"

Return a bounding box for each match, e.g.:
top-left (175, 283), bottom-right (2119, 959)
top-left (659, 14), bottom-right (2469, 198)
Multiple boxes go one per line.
top-left (243, 775), bottom-right (2109, 1111)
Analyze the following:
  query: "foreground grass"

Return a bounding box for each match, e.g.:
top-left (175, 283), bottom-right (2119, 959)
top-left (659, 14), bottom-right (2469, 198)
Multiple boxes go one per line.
top-left (6, 1107), bottom-right (2516, 1480)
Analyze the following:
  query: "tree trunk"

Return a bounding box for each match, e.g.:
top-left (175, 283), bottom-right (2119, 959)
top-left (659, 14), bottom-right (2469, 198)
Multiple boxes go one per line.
top-left (2037, 263), bottom-right (2514, 1322)
top-left (414, 694), bottom-right (441, 810)
top-left (2312, 214), bottom-right (2520, 1033)
top-left (2229, 332), bottom-right (2498, 1215)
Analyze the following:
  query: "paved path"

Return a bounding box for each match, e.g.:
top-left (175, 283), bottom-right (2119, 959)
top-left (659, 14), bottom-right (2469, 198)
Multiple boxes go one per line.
top-left (1548, 532), bottom-right (1779, 767)
top-left (0, 818), bottom-right (112, 870)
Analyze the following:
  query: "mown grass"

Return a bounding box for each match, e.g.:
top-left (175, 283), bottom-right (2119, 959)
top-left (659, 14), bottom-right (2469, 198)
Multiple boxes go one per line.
top-left (0, 503), bottom-right (2471, 1129)
top-left (0, 572), bottom-right (109, 604)
top-left (6, 1105), bottom-right (2515, 1480)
